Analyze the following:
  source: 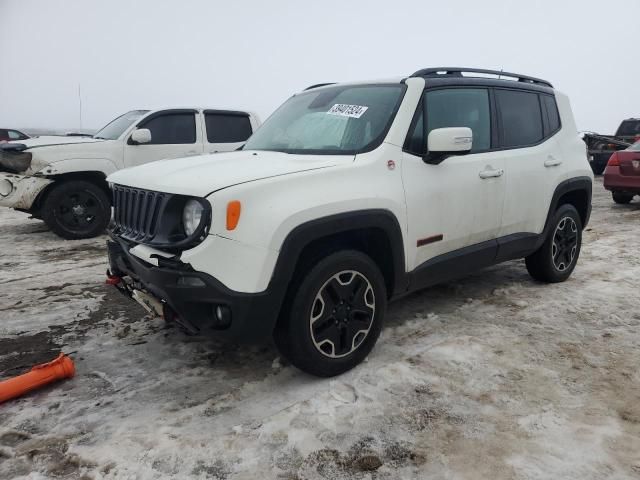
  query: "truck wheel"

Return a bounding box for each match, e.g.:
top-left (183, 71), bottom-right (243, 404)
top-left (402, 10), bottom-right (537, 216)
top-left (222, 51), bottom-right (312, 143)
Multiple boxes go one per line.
top-left (275, 250), bottom-right (387, 377)
top-left (41, 180), bottom-right (111, 239)
top-left (589, 149), bottom-right (608, 175)
top-left (525, 204), bottom-right (582, 283)
top-left (612, 192), bottom-right (633, 204)
top-left (590, 162), bottom-right (605, 175)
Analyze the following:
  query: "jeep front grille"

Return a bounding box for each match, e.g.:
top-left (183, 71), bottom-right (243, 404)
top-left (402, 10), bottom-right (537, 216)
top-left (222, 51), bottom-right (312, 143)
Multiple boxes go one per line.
top-left (112, 185), bottom-right (167, 243)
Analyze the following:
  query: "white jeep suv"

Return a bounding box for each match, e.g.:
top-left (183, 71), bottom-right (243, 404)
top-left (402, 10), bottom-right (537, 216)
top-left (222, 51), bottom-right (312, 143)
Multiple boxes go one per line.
top-left (106, 68), bottom-right (593, 377)
top-left (0, 108), bottom-right (259, 239)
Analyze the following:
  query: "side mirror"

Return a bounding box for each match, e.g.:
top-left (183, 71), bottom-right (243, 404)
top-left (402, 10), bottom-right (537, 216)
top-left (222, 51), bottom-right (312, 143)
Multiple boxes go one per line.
top-left (425, 127), bottom-right (472, 164)
top-left (130, 128), bottom-right (152, 145)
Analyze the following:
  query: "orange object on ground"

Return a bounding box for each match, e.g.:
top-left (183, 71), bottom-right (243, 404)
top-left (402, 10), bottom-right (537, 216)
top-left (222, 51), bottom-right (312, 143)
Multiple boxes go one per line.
top-left (0, 353), bottom-right (75, 403)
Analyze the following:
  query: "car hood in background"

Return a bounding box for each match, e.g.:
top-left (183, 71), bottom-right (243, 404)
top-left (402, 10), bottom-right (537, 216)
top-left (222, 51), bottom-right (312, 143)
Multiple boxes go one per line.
top-left (107, 150), bottom-right (351, 197)
top-left (15, 136), bottom-right (104, 149)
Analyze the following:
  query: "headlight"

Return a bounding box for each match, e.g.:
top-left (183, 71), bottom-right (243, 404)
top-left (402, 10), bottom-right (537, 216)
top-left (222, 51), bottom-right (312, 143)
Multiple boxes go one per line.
top-left (182, 199), bottom-right (204, 236)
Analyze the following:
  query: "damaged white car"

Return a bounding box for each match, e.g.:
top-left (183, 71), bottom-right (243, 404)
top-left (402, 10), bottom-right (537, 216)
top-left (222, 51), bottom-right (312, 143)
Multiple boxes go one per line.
top-left (0, 108), bottom-right (259, 239)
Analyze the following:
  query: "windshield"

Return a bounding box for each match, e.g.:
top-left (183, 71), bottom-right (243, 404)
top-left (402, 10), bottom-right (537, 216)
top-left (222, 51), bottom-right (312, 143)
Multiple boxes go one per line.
top-left (94, 110), bottom-right (150, 140)
top-left (244, 84), bottom-right (405, 154)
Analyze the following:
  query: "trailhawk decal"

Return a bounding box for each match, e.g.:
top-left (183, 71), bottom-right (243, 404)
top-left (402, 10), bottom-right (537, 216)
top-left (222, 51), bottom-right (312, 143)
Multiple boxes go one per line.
top-left (327, 104), bottom-right (368, 119)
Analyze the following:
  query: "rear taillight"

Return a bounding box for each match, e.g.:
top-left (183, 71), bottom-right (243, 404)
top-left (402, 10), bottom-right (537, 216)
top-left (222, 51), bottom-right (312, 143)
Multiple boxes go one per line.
top-left (607, 152), bottom-right (620, 167)
top-left (635, 135), bottom-right (640, 143)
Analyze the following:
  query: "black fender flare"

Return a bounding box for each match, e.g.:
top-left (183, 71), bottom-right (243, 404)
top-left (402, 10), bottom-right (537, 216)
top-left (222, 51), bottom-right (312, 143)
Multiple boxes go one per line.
top-left (538, 176), bottom-right (592, 246)
top-left (265, 209), bottom-right (407, 326)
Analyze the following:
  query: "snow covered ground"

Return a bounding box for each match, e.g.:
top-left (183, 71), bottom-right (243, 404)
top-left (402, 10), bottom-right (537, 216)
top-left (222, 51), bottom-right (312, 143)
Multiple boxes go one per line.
top-left (1, 178), bottom-right (639, 480)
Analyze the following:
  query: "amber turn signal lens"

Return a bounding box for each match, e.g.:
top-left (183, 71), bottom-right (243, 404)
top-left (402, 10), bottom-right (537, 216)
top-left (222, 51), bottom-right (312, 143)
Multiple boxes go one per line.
top-left (226, 201), bottom-right (241, 230)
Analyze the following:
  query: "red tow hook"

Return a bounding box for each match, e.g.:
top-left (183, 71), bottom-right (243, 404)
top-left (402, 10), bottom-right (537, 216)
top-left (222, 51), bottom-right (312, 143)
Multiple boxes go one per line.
top-left (105, 270), bottom-right (122, 286)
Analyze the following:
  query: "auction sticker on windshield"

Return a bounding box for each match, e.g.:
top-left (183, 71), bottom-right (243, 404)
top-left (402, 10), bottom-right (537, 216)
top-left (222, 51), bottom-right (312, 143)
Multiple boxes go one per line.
top-left (327, 104), bottom-right (369, 119)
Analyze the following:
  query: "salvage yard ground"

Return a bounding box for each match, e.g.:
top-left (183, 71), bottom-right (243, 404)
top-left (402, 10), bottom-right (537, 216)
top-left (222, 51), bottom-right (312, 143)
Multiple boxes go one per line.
top-left (1, 177), bottom-right (639, 480)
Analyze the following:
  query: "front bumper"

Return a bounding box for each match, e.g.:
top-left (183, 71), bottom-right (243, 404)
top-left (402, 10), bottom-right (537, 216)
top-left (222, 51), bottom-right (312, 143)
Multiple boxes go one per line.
top-left (107, 238), bottom-right (281, 342)
top-left (0, 172), bottom-right (52, 210)
top-left (603, 166), bottom-right (640, 194)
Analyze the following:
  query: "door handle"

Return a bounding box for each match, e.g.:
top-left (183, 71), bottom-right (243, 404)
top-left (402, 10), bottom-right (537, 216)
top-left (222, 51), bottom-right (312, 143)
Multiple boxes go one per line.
top-left (185, 150), bottom-right (198, 156)
top-left (479, 168), bottom-right (504, 179)
top-left (544, 157), bottom-right (562, 167)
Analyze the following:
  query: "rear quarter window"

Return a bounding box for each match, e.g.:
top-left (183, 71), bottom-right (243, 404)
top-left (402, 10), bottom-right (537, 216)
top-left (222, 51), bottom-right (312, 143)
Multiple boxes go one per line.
top-left (542, 95), bottom-right (561, 134)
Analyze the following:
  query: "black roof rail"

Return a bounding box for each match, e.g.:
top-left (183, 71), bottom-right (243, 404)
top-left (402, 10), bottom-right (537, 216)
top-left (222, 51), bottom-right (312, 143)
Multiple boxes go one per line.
top-left (410, 67), bottom-right (553, 88)
top-left (304, 83), bottom-right (336, 91)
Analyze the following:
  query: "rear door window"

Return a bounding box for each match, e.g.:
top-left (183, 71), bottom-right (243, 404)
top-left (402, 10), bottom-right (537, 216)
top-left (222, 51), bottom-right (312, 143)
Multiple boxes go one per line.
top-left (205, 113), bottom-right (253, 143)
top-left (495, 89), bottom-right (543, 148)
top-left (139, 113), bottom-right (196, 144)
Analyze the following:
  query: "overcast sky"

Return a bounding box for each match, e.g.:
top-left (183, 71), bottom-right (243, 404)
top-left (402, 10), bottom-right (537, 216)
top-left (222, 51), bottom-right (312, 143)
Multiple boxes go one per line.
top-left (1, 0), bottom-right (638, 133)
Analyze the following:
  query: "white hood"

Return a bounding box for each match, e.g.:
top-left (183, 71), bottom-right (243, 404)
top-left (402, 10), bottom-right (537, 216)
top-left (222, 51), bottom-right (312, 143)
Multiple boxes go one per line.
top-left (14, 136), bottom-right (104, 149)
top-left (107, 150), bottom-right (350, 197)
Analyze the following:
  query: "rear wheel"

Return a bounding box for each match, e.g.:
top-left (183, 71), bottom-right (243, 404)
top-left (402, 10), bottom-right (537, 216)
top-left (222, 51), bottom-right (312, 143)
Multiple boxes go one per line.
top-left (612, 192), bottom-right (634, 204)
top-left (525, 204), bottom-right (582, 283)
top-left (589, 149), bottom-right (608, 175)
top-left (590, 161), bottom-right (605, 175)
top-left (41, 180), bottom-right (111, 239)
top-left (275, 250), bottom-right (386, 377)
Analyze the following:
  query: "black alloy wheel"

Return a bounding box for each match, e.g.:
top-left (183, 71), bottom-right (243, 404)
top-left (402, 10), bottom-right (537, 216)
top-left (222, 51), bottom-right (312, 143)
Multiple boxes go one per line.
top-left (309, 270), bottom-right (376, 358)
top-left (525, 204), bottom-right (582, 283)
top-left (42, 180), bottom-right (111, 239)
top-left (58, 191), bottom-right (101, 231)
top-left (551, 216), bottom-right (578, 272)
top-left (275, 250), bottom-right (387, 377)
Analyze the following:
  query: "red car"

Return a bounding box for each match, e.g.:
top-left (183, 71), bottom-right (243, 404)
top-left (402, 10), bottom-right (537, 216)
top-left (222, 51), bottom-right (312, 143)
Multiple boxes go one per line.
top-left (0, 128), bottom-right (29, 143)
top-left (603, 140), bottom-right (640, 204)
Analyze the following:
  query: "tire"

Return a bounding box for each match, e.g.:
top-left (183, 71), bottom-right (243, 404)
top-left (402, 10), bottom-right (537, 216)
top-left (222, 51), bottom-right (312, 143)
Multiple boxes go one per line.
top-left (41, 180), bottom-right (111, 239)
top-left (589, 150), bottom-right (608, 175)
top-left (525, 204), bottom-right (582, 283)
top-left (275, 250), bottom-right (387, 377)
top-left (612, 192), bottom-right (633, 204)
top-left (590, 161), bottom-right (605, 175)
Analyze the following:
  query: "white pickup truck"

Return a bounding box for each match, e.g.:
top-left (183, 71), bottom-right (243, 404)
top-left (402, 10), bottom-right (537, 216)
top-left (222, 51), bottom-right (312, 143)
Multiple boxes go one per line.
top-left (0, 108), bottom-right (260, 238)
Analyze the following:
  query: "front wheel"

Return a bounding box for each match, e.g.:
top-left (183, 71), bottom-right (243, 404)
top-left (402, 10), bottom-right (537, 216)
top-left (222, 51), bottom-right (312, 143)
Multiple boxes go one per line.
top-left (41, 180), bottom-right (111, 239)
top-left (525, 204), bottom-right (582, 283)
top-left (612, 192), bottom-right (634, 204)
top-left (275, 250), bottom-right (387, 377)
